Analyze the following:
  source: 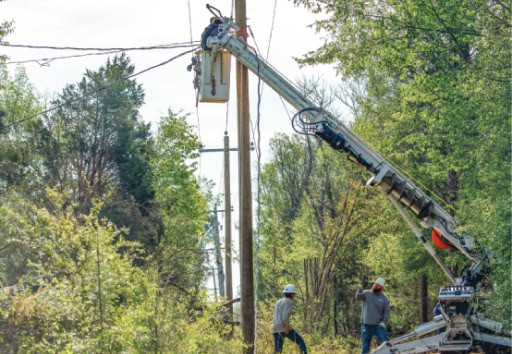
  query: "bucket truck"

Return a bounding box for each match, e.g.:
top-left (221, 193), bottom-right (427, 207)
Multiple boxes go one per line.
top-left (194, 5), bottom-right (511, 353)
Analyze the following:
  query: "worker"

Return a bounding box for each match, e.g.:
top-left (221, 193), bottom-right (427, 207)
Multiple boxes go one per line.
top-left (355, 277), bottom-right (390, 354)
top-left (200, 17), bottom-right (223, 50)
top-left (272, 284), bottom-right (308, 354)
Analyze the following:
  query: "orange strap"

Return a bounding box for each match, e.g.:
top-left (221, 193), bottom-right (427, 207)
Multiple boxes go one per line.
top-left (236, 28), bottom-right (249, 38)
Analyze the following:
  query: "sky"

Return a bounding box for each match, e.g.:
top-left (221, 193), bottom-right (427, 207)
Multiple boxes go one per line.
top-left (1, 0), bottom-right (345, 297)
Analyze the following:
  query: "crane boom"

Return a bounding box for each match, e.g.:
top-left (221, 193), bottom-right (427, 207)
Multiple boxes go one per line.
top-left (204, 10), bottom-right (482, 279)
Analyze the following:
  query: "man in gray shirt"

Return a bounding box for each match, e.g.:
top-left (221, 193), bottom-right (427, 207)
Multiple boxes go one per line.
top-left (355, 277), bottom-right (390, 354)
top-left (272, 284), bottom-right (308, 353)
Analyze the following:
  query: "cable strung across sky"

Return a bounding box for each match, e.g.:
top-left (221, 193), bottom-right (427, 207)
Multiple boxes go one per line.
top-left (0, 47), bottom-right (198, 132)
top-left (2, 42), bottom-right (200, 65)
top-left (0, 42), bottom-right (199, 51)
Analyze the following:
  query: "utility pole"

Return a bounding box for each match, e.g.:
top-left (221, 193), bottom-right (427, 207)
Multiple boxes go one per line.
top-left (235, 0), bottom-right (255, 352)
top-left (210, 249), bottom-right (217, 300)
top-left (224, 132), bottom-right (233, 316)
top-left (200, 137), bottom-right (254, 317)
top-left (212, 204), bottom-right (225, 297)
top-left (211, 263), bottom-right (218, 299)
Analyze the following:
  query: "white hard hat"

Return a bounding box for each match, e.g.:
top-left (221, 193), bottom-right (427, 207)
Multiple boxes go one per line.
top-left (283, 284), bottom-right (296, 294)
top-left (375, 277), bottom-right (385, 286)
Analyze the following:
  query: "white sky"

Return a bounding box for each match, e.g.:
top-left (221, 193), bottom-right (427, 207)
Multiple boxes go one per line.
top-left (1, 0), bottom-right (345, 297)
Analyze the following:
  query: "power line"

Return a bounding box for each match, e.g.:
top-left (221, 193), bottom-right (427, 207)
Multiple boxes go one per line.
top-left (0, 47), bottom-right (198, 132)
top-left (186, 0), bottom-right (203, 154)
top-left (4, 43), bottom-right (199, 66)
top-left (0, 42), bottom-right (199, 51)
top-left (265, 0), bottom-right (278, 61)
top-left (187, 0), bottom-right (195, 49)
top-left (5, 50), bottom-right (123, 65)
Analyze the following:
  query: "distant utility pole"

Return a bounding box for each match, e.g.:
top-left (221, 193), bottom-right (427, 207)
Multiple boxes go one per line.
top-left (223, 132), bottom-right (233, 316)
top-left (200, 134), bottom-right (254, 318)
top-left (211, 204), bottom-right (225, 297)
top-left (235, 0), bottom-right (255, 351)
top-left (211, 263), bottom-right (218, 299)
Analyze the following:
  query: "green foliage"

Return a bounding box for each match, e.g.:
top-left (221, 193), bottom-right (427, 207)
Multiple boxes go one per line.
top-left (258, 133), bottom-right (393, 338)
top-left (0, 2), bottom-right (14, 63)
top-left (0, 55), bottom-right (160, 277)
top-left (0, 55), bottom-right (230, 351)
top-left (150, 108), bottom-right (209, 293)
top-left (0, 191), bottom-right (239, 353)
top-left (39, 54), bottom-right (155, 237)
top-left (152, 289), bottom-right (245, 353)
top-left (0, 191), bottom-right (150, 352)
top-left (293, 0), bottom-right (511, 329)
top-left (0, 66), bottom-right (43, 193)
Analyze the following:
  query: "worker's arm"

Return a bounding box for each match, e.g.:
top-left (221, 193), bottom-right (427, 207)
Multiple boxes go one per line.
top-left (355, 284), bottom-right (366, 301)
top-left (381, 297), bottom-right (390, 325)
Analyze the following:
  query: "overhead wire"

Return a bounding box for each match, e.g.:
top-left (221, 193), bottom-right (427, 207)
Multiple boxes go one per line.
top-left (0, 47), bottom-right (198, 132)
top-left (3, 43), bottom-right (199, 66)
top-left (247, 27), bottom-right (293, 124)
top-left (265, 0), bottom-right (278, 60)
top-left (187, 1), bottom-right (194, 51)
top-left (0, 42), bottom-right (198, 51)
top-left (187, 0), bottom-right (202, 174)
top-left (5, 50), bottom-right (124, 66)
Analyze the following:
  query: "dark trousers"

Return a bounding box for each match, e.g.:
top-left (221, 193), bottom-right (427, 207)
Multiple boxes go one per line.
top-left (361, 324), bottom-right (389, 354)
top-left (273, 329), bottom-right (308, 353)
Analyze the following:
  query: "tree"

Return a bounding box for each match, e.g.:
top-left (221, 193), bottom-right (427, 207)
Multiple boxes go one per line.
top-left (0, 190), bottom-right (242, 353)
top-left (0, 0), bottom-right (13, 63)
top-left (150, 109), bottom-right (209, 295)
top-left (0, 66), bottom-right (42, 194)
top-left (0, 191), bottom-right (153, 352)
top-left (36, 54), bottom-right (157, 247)
top-left (259, 134), bottom-right (390, 334)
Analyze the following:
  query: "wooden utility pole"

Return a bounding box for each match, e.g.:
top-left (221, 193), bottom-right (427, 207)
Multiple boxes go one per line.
top-left (211, 262), bottom-right (218, 299)
top-left (212, 204), bottom-right (225, 297)
top-left (199, 140), bottom-right (253, 316)
top-left (224, 132), bottom-right (233, 316)
top-left (235, 0), bottom-right (255, 351)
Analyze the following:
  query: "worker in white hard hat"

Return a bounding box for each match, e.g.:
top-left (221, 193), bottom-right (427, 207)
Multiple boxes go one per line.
top-left (201, 17), bottom-right (223, 50)
top-left (272, 284), bottom-right (308, 354)
top-left (355, 277), bottom-right (390, 354)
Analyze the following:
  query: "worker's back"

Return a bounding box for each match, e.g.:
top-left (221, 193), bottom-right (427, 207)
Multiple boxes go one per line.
top-left (272, 297), bottom-right (294, 333)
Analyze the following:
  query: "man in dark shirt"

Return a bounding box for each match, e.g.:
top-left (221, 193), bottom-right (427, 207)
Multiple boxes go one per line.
top-left (355, 277), bottom-right (390, 354)
top-left (201, 17), bottom-right (223, 50)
